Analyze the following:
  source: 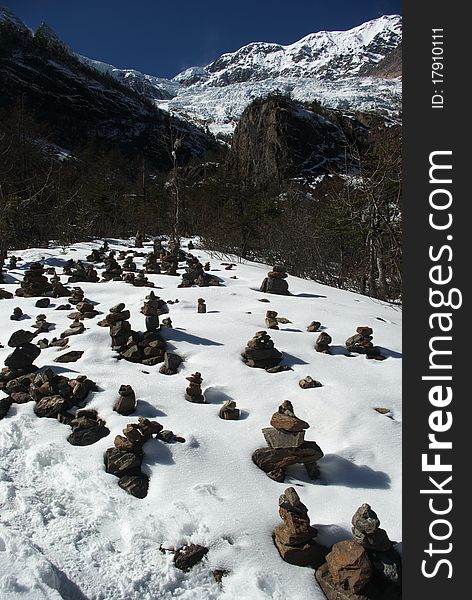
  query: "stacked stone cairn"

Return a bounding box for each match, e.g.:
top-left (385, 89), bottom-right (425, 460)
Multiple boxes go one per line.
top-left (179, 257), bottom-right (220, 287)
top-left (68, 261), bottom-right (99, 283)
top-left (241, 331), bottom-right (283, 369)
top-left (105, 417), bottom-right (164, 498)
top-left (15, 262), bottom-right (52, 297)
top-left (265, 311), bottom-right (279, 330)
top-left (0, 330), bottom-right (41, 389)
top-left (274, 487), bottom-right (327, 568)
top-left (86, 248), bottom-right (105, 263)
top-left (153, 238), bottom-right (162, 254)
top-left (1, 365), bottom-right (97, 421)
top-left (114, 385), bottom-right (137, 415)
top-left (197, 298), bottom-right (206, 313)
top-left (144, 252), bottom-right (161, 274)
top-left (185, 372), bottom-right (205, 403)
top-left (162, 317), bottom-right (173, 328)
top-left (67, 409), bottom-right (110, 446)
top-left (68, 300), bottom-right (99, 320)
top-left (134, 231), bottom-right (144, 248)
top-left (8, 256), bottom-right (18, 270)
top-left (122, 255), bottom-right (137, 272)
top-left (219, 400), bottom-right (240, 420)
top-left (32, 314), bottom-right (52, 333)
top-left (346, 327), bottom-right (386, 360)
top-left (10, 307), bottom-right (24, 321)
top-left (50, 274), bottom-right (71, 298)
top-left (98, 303), bottom-right (131, 350)
top-left (252, 400), bottom-right (324, 482)
top-left (102, 253), bottom-right (123, 281)
top-left (315, 504), bottom-right (401, 600)
top-left (141, 291), bottom-right (167, 331)
top-left (61, 318), bottom-right (85, 338)
top-left (315, 332), bottom-right (332, 354)
top-left (68, 287), bottom-right (84, 305)
top-left (260, 264), bottom-right (290, 295)
top-left (159, 352), bottom-right (183, 375)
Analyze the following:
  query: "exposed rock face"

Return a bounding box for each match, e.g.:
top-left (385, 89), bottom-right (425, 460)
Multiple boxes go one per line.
top-left (361, 43), bottom-right (402, 79)
top-left (228, 96), bottom-right (348, 185)
top-left (260, 264), bottom-right (290, 296)
top-left (242, 331), bottom-right (283, 369)
top-left (274, 487), bottom-right (327, 568)
top-left (252, 400), bottom-right (323, 482)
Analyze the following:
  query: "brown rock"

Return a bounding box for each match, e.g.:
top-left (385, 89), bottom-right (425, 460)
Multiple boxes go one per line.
top-left (326, 540), bottom-right (373, 594)
top-left (270, 412), bottom-right (309, 432)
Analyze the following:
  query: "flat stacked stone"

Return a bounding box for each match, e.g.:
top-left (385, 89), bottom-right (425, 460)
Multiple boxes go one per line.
top-left (141, 291), bottom-right (167, 331)
top-left (144, 252), bottom-right (161, 274)
top-left (252, 401), bottom-right (323, 482)
top-left (242, 331), bottom-right (283, 370)
top-left (127, 270), bottom-right (154, 287)
top-left (159, 352), bottom-right (183, 375)
top-left (185, 372), bottom-right (205, 403)
top-left (67, 408), bottom-right (109, 445)
top-left (61, 318), bottom-right (85, 338)
top-left (265, 310), bottom-right (279, 330)
top-left (86, 248), bottom-right (105, 263)
top-left (134, 231), bottom-right (144, 248)
top-left (274, 487), bottom-right (327, 567)
top-left (15, 262), bottom-right (52, 297)
top-left (98, 303), bottom-right (132, 350)
top-left (179, 257), bottom-right (220, 288)
top-left (260, 264), bottom-right (290, 295)
top-left (102, 253), bottom-right (122, 281)
top-left (68, 287), bottom-right (84, 305)
top-left (50, 274), bottom-right (71, 298)
top-left (346, 327), bottom-right (386, 360)
top-left (122, 256), bottom-right (137, 272)
top-left (32, 314), bottom-right (52, 333)
top-left (67, 300), bottom-right (99, 320)
top-left (68, 261), bottom-right (99, 283)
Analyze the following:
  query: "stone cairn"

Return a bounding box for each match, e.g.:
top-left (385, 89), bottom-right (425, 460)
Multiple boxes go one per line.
top-left (153, 237), bottom-right (162, 254)
top-left (67, 409), bottom-right (110, 446)
top-left (98, 302), bottom-right (169, 367)
top-left (123, 269), bottom-right (154, 288)
top-left (162, 317), bottom-right (173, 328)
top-left (185, 372), bottom-right (205, 403)
top-left (197, 298), bottom-right (206, 313)
top-left (179, 257), bottom-right (220, 288)
top-left (241, 331), bottom-right (283, 370)
top-left (346, 327), bottom-right (386, 360)
top-left (69, 287), bottom-right (84, 305)
top-left (15, 262), bottom-right (52, 297)
top-left (141, 291), bottom-right (167, 331)
top-left (144, 251), bottom-right (161, 274)
top-left (274, 487), bottom-right (327, 568)
top-left (260, 264), bottom-right (290, 295)
top-left (68, 300), bottom-right (99, 320)
top-left (61, 318), bottom-right (85, 338)
top-left (315, 332), bottom-right (332, 354)
top-left (315, 504), bottom-right (401, 600)
top-left (134, 231), bottom-right (144, 248)
top-left (68, 261), bottom-right (99, 283)
top-left (8, 255), bottom-right (18, 270)
top-left (0, 365), bottom-right (97, 422)
top-left (299, 376), bottom-right (322, 389)
top-left (50, 274), bottom-right (71, 298)
top-left (0, 330), bottom-right (41, 389)
top-left (161, 240), bottom-right (180, 275)
top-left (252, 400), bottom-right (324, 482)
top-left (159, 352), bottom-right (183, 375)
top-left (10, 307), bottom-right (24, 321)
top-left (219, 400), bottom-right (240, 420)
top-left (102, 253), bottom-right (123, 281)
top-left (114, 385), bottom-right (137, 415)
top-left (32, 313), bottom-right (53, 333)
top-left (105, 416), bottom-right (184, 498)
top-left (265, 310), bottom-right (279, 330)
top-left (86, 248), bottom-right (105, 263)
top-left (122, 255), bottom-right (137, 272)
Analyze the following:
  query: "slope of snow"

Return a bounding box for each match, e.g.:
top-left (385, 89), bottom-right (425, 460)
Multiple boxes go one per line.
top-left (0, 238), bottom-right (402, 599)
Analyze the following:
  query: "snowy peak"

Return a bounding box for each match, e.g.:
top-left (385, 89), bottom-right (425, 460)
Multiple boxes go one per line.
top-left (174, 15), bottom-right (402, 86)
top-left (0, 6), bottom-right (29, 32)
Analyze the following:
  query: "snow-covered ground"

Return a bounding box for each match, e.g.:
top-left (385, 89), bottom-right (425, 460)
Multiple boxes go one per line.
top-left (0, 239), bottom-right (402, 600)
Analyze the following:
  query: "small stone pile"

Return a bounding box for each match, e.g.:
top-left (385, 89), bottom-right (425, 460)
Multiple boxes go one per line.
top-left (8, 256), bottom-right (18, 270)
top-left (0, 330), bottom-right (41, 388)
top-left (67, 409), bottom-right (110, 446)
top-left (68, 261), bottom-right (99, 283)
top-left (315, 332), bottom-right (332, 354)
top-left (241, 331), bottom-right (283, 369)
top-left (197, 298), bottom-right (206, 313)
top-left (15, 262), bottom-right (52, 297)
top-left (346, 327), bottom-right (386, 360)
top-left (50, 274), bottom-right (71, 298)
top-left (252, 400), bottom-right (324, 482)
top-left (274, 487), bottom-right (327, 567)
top-left (61, 318), bottom-right (85, 338)
top-left (10, 307), bottom-right (24, 321)
top-left (219, 400), bottom-right (240, 420)
top-left (0, 366), bottom-right (97, 421)
top-left (68, 300), bottom-right (99, 320)
top-left (144, 252), bottom-right (161, 274)
top-left (315, 504), bottom-right (401, 600)
top-left (159, 352), bottom-right (183, 375)
top-left (32, 313), bottom-right (53, 333)
top-left (123, 270), bottom-right (154, 287)
top-left (260, 264), bottom-right (290, 295)
top-left (105, 418), bottom-right (162, 498)
top-left (134, 231), bottom-right (144, 248)
top-left (299, 376), bottom-right (322, 389)
top-left (114, 385), bottom-right (137, 415)
top-left (68, 287), bottom-right (84, 305)
top-left (86, 248), bottom-right (105, 263)
top-left (102, 254), bottom-right (123, 281)
top-left (185, 372), bottom-right (205, 403)
top-left (122, 255), bottom-right (137, 272)
top-left (179, 257), bottom-right (220, 287)
top-left (141, 291), bottom-right (167, 331)
top-left (265, 311), bottom-right (279, 330)
top-left (0, 288), bottom-right (13, 299)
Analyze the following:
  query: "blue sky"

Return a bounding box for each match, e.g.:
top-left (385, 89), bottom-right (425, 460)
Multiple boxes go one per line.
top-left (5, 1), bottom-right (402, 77)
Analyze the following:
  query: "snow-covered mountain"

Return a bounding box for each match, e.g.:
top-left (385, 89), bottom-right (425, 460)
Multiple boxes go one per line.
top-left (78, 15), bottom-right (402, 137)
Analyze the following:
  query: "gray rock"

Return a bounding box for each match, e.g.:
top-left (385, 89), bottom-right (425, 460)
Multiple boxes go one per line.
top-left (262, 427), bottom-right (305, 448)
